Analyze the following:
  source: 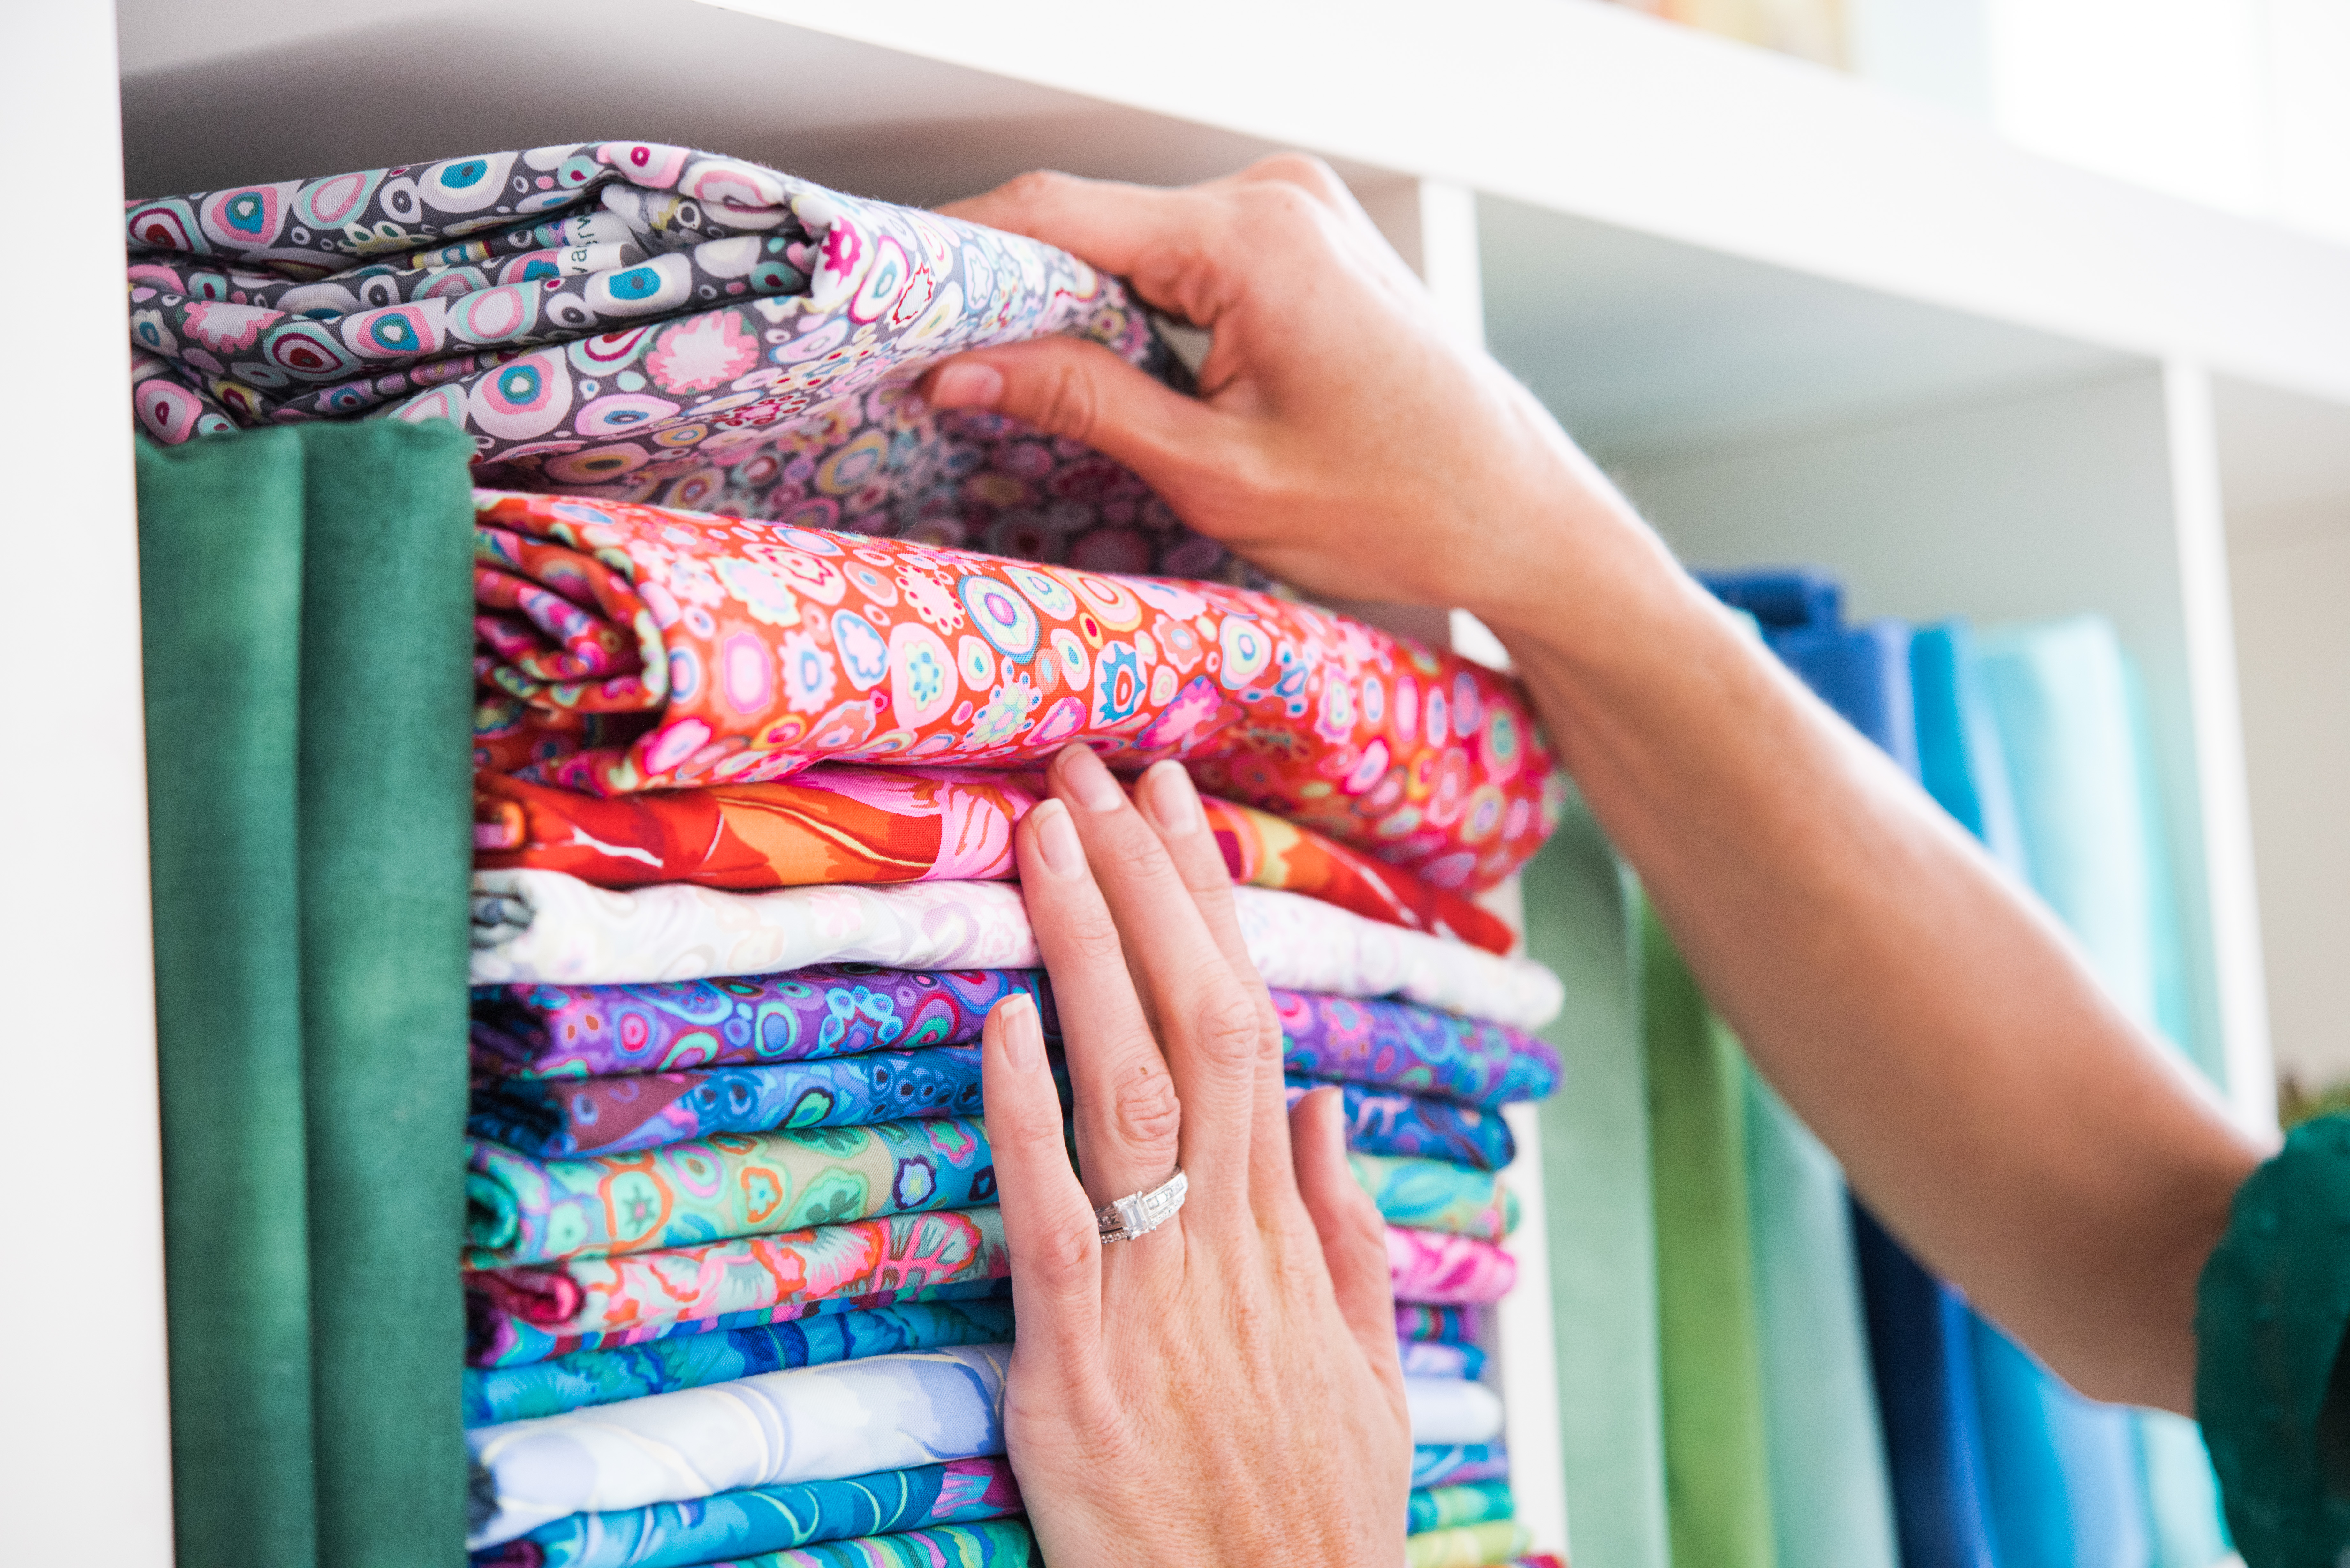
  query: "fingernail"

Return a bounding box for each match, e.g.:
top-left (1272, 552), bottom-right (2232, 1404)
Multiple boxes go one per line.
top-left (1056, 743), bottom-right (1126, 812)
top-left (996, 993), bottom-right (1044, 1072)
top-left (929, 360), bottom-right (1003, 409)
top-left (1030, 797), bottom-right (1085, 877)
top-left (1140, 760), bottom-right (1202, 835)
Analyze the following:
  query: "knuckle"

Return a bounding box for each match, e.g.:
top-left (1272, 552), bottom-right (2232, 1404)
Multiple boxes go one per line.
top-left (1056, 906), bottom-right (1129, 969)
top-left (1111, 1063), bottom-right (1183, 1149)
top-left (1028, 1211), bottom-right (1098, 1282)
top-left (1187, 983), bottom-right (1270, 1072)
top-left (999, 168), bottom-right (1073, 210)
top-left (1255, 152), bottom-right (1347, 203)
top-left (1028, 353), bottom-right (1103, 444)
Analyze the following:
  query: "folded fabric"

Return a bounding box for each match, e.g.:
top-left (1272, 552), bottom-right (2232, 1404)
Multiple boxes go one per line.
top-left (125, 144), bottom-right (1231, 585)
top-left (465, 1299), bottom-right (1016, 1425)
top-left (474, 967), bottom-right (1045, 1080)
top-left (1398, 1305), bottom-right (1484, 1345)
top-left (477, 767), bottom-right (1515, 954)
top-left (1410, 1480), bottom-right (1515, 1534)
top-left (1408, 1520), bottom-right (1537, 1568)
top-left (703, 1518), bottom-right (1038, 1568)
top-left (465, 1119), bottom-right (993, 1266)
top-left (468, 1343), bottom-right (1010, 1546)
top-left (1415, 1444), bottom-right (1510, 1490)
top-left (470, 875), bottom-right (1036, 989)
top-left (470, 871), bottom-right (1565, 1028)
top-left (1400, 1342), bottom-right (1489, 1380)
top-left (468, 488), bottom-right (1555, 889)
top-left (1408, 1376), bottom-right (1509, 1447)
top-left (472, 1457), bottom-right (1020, 1568)
top-left (1391, 1227), bottom-right (1519, 1305)
top-left (1353, 1153), bottom-right (1518, 1240)
top-left (1287, 1078), bottom-right (1516, 1170)
top-left (1277, 992), bottom-right (1561, 1107)
top-left (474, 1049), bottom-right (985, 1156)
top-left (472, 1278), bottom-right (1010, 1371)
top-left (471, 1209), bottom-right (1009, 1364)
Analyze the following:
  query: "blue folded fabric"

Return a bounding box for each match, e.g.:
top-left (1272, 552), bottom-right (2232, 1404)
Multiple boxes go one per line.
top-left (463, 1300), bottom-right (1018, 1426)
top-left (1414, 1444), bottom-right (1508, 1489)
top-left (1695, 568), bottom-right (1844, 633)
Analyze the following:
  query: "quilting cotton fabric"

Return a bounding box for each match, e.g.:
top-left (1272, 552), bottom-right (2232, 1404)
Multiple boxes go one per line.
top-left (464, 1119), bottom-right (994, 1266)
top-left (1353, 1153), bottom-right (1519, 1240)
top-left (708, 1517), bottom-right (1038, 1568)
top-left (1401, 1342), bottom-right (1489, 1380)
top-left (468, 489), bottom-right (1558, 889)
top-left (472, 1279), bottom-right (1010, 1371)
top-left (473, 967), bottom-right (1044, 1079)
top-left (471, 1208), bottom-right (1010, 1364)
top-left (125, 143), bottom-right (1231, 583)
top-left (470, 870), bottom-right (1564, 1028)
top-left (1274, 992), bottom-right (1563, 1107)
top-left (474, 768), bottom-right (1515, 955)
top-left (1286, 1078), bottom-right (1517, 1170)
top-left (1398, 1305), bottom-right (1484, 1345)
top-left (1409, 1481), bottom-right (1515, 1535)
top-left (472, 1457), bottom-right (1020, 1568)
top-left (1407, 1520), bottom-right (1537, 1568)
top-left (465, 1299), bottom-right (1016, 1425)
top-left (1390, 1227), bottom-right (1519, 1305)
top-left (1415, 1445), bottom-right (1510, 1489)
top-left (1408, 1376), bottom-right (1509, 1446)
top-left (473, 1049), bottom-right (986, 1156)
top-left (468, 1344), bottom-right (1010, 1546)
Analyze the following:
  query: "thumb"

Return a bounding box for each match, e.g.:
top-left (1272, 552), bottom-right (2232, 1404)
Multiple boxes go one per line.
top-left (919, 336), bottom-right (1237, 508)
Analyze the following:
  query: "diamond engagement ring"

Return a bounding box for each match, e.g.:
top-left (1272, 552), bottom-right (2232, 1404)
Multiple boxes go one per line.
top-left (1095, 1166), bottom-right (1187, 1245)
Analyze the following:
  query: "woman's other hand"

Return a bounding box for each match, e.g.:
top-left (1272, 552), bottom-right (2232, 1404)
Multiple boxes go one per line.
top-left (981, 743), bottom-right (1411, 1566)
top-left (920, 157), bottom-right (1644, 624)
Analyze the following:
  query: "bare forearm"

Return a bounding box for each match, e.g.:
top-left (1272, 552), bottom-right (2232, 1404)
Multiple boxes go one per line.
top-left (1478, 486), bottom-right (2263, 1411)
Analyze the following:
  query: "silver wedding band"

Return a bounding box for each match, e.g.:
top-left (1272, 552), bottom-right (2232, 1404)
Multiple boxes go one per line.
top-left (1095, 1166), bottom-right (1187, 1245)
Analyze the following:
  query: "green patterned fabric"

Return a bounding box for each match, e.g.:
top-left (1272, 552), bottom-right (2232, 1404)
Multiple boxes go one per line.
top-left (1644, 905), bottom-right (1776, 1568)
top-left (2197, 1114), bottom-right (2350, 1568)
top-left (1520, 799), bottom-right (1670, 1568)
top-left (140, 422), bottom-right (477, 1568)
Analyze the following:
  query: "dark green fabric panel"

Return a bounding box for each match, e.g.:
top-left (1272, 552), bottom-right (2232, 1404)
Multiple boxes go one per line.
top-left (1644, 903), bottom-right (1777, 1568)
top-left (2197, 1113), bottom-right (2350, 1568)
top-left (296, 421), bottom-right (477, 1568)
top-left (137, 432), bottom-right (321, 1568)
top-left (1521, 798), bottom-right (1670, 1568)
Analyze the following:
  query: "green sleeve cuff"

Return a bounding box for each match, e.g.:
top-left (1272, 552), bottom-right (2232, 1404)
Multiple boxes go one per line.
top-left (2197, 1114), bottom-right (2350, 1567)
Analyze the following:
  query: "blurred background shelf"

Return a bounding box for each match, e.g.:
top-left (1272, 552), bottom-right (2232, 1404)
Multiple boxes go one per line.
top-left (11, 0), bottom-right (2350, 1557)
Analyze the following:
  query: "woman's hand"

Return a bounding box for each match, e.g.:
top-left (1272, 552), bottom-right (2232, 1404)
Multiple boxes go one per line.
top-left (921, 157), bottom-right (1650, 625)
top-left (981, 742), bottom-right (1411, 1566)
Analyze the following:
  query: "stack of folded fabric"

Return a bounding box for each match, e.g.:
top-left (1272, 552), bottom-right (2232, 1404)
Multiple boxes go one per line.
top-left (457, 486), bottom-right (1570, 1564)
top-left (125, 141), bottom-right (1573, 1564)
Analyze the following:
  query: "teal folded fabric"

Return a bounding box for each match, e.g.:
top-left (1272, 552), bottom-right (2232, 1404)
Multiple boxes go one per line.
top-left (1744, 1067), bottom-right (1902, 1568)
top-left (1977, 616), bottom-right (2229, 1567)
top-left (1644, 901), bottom-right (1777, 1568)
top-left (1520, 798), bottom-right (1670, 1568)
top-left (138, 431), bottom-right (319, 1568)
top-left (140, 423), bottom-right (478, 1568)
top-left (1351, 1152), bottom-right (1518, 1240)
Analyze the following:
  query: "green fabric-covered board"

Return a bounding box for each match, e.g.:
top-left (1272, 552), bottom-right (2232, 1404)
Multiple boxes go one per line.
top-left (139, 421), bottom-right (475, 1568)
top-left (139, 430), bottom-right (320, 1568)
top-left (1521, 797), bottom-right (1670, 1568)
top-left (1644, 901), bottom-right (1777, 1568)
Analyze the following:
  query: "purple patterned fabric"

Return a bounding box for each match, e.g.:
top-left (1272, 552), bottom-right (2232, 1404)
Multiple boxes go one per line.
top-left (471, 967), bottom-right (1052, 1079)
top-left (1272, 991), bottom-right (1560, 1109)
top-left (123, 142), bottom-right (1237, 579)
top-left (1397, 1304), bottom-right (1484, 1345)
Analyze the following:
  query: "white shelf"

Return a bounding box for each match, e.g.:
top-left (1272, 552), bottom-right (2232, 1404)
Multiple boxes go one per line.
top-left (19, 0), bottom-right (2350, 1557)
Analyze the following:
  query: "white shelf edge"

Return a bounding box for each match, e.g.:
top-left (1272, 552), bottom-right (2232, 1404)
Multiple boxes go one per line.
top-left (710, 0), bottom-right (2350, 408)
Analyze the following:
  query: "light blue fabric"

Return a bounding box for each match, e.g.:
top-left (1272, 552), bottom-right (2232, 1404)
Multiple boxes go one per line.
top-left (468, 1345), bottom-right (1011, 1549)
top-left (1745, 1067), bottom-right (1903, 1568)
top-left (1975, 616), bottom-right (2226, 1568)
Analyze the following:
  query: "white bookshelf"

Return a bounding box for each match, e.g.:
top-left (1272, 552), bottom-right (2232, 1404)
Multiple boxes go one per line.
top-left (12, 0), bottom-right (2350, 1556)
